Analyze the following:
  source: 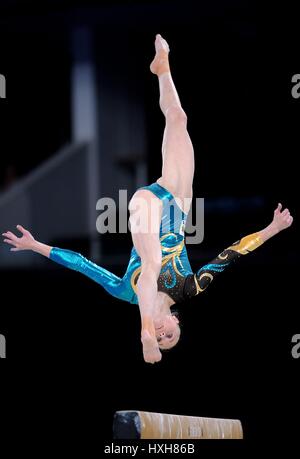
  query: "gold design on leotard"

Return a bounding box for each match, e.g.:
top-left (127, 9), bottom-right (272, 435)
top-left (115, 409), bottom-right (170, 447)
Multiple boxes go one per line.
top-left (194, 272), bottom-right (214, 295)
top-left (130, 233), bottom-right (185, 293)
top-left (218, 252), bottom-right (229, 260)
top-left (159, 234), bottom-right (184, 252)
top-left (228, 233), bottom-right (263, 255)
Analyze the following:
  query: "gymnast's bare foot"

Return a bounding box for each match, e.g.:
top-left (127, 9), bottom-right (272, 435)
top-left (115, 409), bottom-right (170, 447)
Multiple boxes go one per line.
top-left (141, 329), bottom-right (162, 364)
top-left (150, 34), bottom-right (170, 76)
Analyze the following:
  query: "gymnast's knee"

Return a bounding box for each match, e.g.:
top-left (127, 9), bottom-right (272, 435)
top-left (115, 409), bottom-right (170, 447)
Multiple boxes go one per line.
top-left (166, 105), bottom-right (187, 125)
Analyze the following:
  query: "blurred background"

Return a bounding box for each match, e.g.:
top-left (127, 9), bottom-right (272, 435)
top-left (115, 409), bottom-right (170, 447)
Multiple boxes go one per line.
top-left (0, 0), bottom-right (298, 451)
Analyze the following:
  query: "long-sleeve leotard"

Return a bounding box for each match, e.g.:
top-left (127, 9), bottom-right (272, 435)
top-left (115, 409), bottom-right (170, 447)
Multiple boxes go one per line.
top-left (49, 182), bottom-right (264, 305)
top-left (50, 231), bottom-right (263, 305)
top-left (183, 232), bottom-right (264, 300)
top-left (49, 183), bottom-right (192, 304)
top-left (50, 247), bottom-right (131, 301)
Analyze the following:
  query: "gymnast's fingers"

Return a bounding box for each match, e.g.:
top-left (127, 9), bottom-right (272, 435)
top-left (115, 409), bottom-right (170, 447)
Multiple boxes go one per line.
top-left (2, 231), bottom-right (18, 241)
top-left (274, 203), bottom-right (282, 214)
top-left (3, 239), bottom-right (17, 247)
top-left (16, 224), bottom-right (28, 235)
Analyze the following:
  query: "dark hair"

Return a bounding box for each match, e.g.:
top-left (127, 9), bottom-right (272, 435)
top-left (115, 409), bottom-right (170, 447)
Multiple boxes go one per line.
top-left (171, 309), bottom-right (179, 320)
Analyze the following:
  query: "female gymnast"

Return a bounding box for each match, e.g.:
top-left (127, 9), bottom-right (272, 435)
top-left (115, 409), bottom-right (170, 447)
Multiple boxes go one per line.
top-left (2, 35), bottom-right (293, 364)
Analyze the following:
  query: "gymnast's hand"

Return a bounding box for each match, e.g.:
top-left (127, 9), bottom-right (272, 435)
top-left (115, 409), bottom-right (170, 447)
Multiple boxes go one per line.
top-left (271, 203), bottom-right (293, 232)
top-left (260, 203), bottom-right (293, 242)
top-left (2, 225), bottom-right (35, 251)
top-left (141, 330), bottom-right (162, 364)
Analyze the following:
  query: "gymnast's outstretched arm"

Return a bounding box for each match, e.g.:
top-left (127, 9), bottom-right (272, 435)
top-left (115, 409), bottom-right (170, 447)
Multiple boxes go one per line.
top-left (189, 204), bottom-right (293, 296)
top-left (2, 225), bottom-right (123, 299)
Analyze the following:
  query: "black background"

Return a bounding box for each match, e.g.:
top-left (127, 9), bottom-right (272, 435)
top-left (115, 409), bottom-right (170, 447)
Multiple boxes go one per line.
top-left (0, 0), bottom-right (299, 456)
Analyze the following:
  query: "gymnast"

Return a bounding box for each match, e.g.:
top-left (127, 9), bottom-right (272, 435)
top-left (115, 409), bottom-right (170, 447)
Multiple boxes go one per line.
top-left (2, 35), bottom-right (293, 364)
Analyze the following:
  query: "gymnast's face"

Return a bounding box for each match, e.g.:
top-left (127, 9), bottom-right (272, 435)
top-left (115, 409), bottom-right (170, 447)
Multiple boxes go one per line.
top-left (155, 315), bottom-right (181, 350)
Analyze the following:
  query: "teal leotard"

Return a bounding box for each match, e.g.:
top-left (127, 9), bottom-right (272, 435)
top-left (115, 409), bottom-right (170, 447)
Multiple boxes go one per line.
top-left (50, 182), bottom-right (192, 305)
top-left (50, 182), bottom-right (264, 304)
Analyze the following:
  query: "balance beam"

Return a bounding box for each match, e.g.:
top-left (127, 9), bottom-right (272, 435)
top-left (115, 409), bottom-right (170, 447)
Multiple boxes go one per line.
top-left (113, 410), bottom-right (243, 439)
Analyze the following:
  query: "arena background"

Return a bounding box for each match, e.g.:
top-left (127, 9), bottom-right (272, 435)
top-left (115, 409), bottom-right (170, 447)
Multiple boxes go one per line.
top-left (0, 0), bottom-right (298, 454)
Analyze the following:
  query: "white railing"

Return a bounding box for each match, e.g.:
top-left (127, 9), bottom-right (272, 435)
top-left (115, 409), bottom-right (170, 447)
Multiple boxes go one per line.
top-left (0, 141), bottom-right (100, 267)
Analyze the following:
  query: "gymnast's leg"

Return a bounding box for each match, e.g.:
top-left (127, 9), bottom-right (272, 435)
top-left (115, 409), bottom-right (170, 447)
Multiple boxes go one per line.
top-left (150, 34), bottom-right (194, 213)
